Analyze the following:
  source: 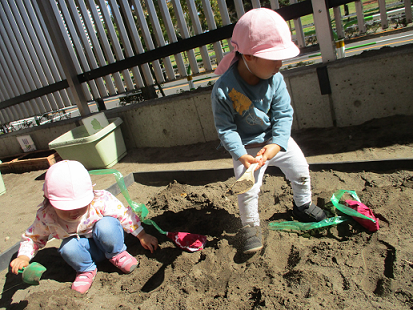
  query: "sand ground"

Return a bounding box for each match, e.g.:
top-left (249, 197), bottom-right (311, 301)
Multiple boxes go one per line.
top-left (0, 115), bottom-right (412, 309)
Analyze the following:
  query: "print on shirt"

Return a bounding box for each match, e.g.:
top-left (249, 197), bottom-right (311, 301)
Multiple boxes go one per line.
top-left (229, 88), bottom-right (251, 115)
top-left (229, 89), bottom-right (264, 126)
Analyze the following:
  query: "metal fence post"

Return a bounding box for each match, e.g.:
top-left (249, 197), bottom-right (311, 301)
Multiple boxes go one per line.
top-left (37, 0), bottom-right (90, 117)
top-left (311, 0), bottom-right (337, 63)
top-left (405, 0), bottom-right (413, 23)
top-left (378, 0), bottom-right (388, 29)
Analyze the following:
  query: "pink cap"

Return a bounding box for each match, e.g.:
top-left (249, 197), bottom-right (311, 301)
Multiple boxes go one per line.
top-left (43, 160), bottom-right (94, 210)
top-left (215, 8), bottom-right (300, 75)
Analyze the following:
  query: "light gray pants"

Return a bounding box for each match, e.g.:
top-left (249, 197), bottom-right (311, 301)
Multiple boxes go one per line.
top-left (233, 137), bottom-right (311, 227)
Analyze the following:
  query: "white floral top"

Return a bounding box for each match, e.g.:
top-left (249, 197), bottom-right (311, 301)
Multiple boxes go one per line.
top-left (18, 190), bottom-right (143, 260)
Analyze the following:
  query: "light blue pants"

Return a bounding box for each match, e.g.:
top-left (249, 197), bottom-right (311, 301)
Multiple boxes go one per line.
top-left (233, 138), bottom-right (311, 227)
top-left (58, 216), bottom-right (127, 273)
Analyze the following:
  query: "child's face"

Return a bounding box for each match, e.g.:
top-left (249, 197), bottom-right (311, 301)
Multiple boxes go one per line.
top-left (54, 206), bottom-right (88, 222)
top-left (244, 55), bottom-right (283, 81)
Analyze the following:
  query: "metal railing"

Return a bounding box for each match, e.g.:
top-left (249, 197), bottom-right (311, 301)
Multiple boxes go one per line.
top-left (0, 0), bottom-right (411, 128)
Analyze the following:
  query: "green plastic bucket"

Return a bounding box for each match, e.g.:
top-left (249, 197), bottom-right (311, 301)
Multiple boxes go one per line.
top-left (48, 117), bottom-right (127, 170)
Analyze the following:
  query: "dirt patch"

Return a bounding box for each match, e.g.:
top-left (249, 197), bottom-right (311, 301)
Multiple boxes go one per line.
top-left (229, 178), bottom-right (254, 195)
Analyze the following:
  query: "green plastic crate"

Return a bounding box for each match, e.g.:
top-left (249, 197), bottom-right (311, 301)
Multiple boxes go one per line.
top-left (49, 117), bottom-right (127, 169)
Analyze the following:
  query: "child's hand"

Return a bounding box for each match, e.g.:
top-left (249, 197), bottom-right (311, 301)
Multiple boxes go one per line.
top-left (10, 255), bottom-right (30, 275)
top-left (256, 144), bottom-right (281, 166)
top-left (238, 154), bottom-right (260, 170)
top-left (137, 230), bottom-right (158, 253)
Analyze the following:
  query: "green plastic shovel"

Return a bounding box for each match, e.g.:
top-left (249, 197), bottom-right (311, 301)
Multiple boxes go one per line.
top-left (18, 262), bottom-right (47, 285)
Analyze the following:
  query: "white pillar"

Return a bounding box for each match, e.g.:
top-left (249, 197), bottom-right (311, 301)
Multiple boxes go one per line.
top-left (378, 0), bottom-right (388, 29)
top-left (311, 0), bottom-right (337, 63)
top-left (290, 0), bottom-right (306, 48)
top-left (355, 0), bottom-right (366, 34)
top-left (405, 0), bottom-right (412, 23)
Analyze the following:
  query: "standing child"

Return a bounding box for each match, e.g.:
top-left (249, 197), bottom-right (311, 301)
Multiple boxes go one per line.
top-left (211, 8), bottom-right (327, 254)
top-left (10, 160), bottom-right (158, 294)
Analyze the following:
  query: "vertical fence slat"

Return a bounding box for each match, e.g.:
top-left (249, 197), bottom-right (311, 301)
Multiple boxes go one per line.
top-left (0, 75), bottom-right (9, 102)
top-left (217, 0), bottom-right (231, 25)
top-left (0, 111), bottom-right (6, 125)
top-left (37, 0), bottom-right (93, 103)
top-left (186, 0), bottom-right (213, 72)
top-left (37, 0), bottom-right (91, 116)
top-left (108, 0), bottom-right (146, 89)
top-left (58, 0), bottom-right (100, 99)
top-left (202, 0), bottom-right (224, 65)
top-left (8, 106), bottom-right (19, 122)
top-left (4, 108), bottom-right (13, 123)
top-left (405, 0), bottom-right (412, 23)
top-left (118, 0), bottom-right (155, 87)
top-left (234, 0), bottom-right (245, 18)
top-left (76, 0), bottom-right (117, 96)
top-left (97, 0), bottom-right (134, 91)
top-left (270, 0), bottom-right (280, 10)
top-left (0, 8), bottom-right (35, 119)
top-left (4, 0), bottom-right (48, 116)
top-left (378, 0), bottom-right (388, 29)
top-left (311, 0), bottom-right (337, 63)
top-left (1, 2), bottom-right (44, 118)
top-left (67, 0), bottom-right (109, 98)
top-left (86, 0), bottom-right (125, 93)
top-left (290, 0), bottom-right (306, 48)
top-left (11, 0), bottom-right (52, 113)
top-left (18, 0), bottom-right (63, 111)
top-left (251, 0), bottom-right (261, 9)
top-left (217, 0), bottom-right (233, 53)
top-left (0, 46), bottom-right (38, 121)
top-left (144, 0), bottom-right (176, 80)
top-left (26, 0), bottom-right (70, 109)
top-left (171, 0), bottom-right (199, 75)
top-left (158, 0), bottom-right (187, 77)
top-left (355, 0), bottom-right (367, 34)
top-left (130, 0), bottom-right (165, 84)
top-left (0, 41), bottom-right (21, 99)
top-left (333, 7), bottom-right (345, 39)
top-left (1, 108), bottom-right (9, 124)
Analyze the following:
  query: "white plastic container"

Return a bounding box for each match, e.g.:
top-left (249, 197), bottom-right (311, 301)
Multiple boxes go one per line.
top-left (0, 160), bottom-right (5, 196)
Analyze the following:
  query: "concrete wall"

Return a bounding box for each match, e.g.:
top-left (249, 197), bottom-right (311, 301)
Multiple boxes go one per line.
top-left (0, 44), bottom-right (412, 157)
top-left (286, 44), bottom-right (413, 129)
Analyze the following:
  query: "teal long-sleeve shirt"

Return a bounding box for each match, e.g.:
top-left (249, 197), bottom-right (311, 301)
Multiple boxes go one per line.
top-left (211, 62), bottom-right (294, 160)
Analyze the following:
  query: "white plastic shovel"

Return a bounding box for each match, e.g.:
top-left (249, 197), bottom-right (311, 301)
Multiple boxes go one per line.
top-left (229, 156), bottom-right (262, 195)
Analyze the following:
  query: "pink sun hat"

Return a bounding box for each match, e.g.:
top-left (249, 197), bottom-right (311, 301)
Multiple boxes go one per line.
top-left (43, 160), bottom-right (94, 210)
top-left (215, 8), bottom-right (300, 75)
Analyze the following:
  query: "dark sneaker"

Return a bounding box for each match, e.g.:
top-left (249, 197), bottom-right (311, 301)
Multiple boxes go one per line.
top-left (293, 202), bottom-right (327, 222)
top-left (241, 224), bottom-right (263, 254)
